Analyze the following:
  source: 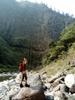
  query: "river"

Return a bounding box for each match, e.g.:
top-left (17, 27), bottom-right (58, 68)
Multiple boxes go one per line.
top-left (0, 72), bottom-right (17, 82)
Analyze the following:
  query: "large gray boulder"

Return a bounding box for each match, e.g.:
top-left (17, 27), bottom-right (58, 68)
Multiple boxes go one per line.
top-left (12, 87), bottom-right (45, 100)
top-left (11, 74), bottom-right (45, 100)
top-left (65, 74), bottom-right (75, 94)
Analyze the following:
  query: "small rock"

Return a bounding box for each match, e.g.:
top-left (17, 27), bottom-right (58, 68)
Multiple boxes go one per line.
top-left (44, 83), bottom-right (51, 89)
top-left (65, 74), bottom-right (75, 88)
top-left (54, 91), bottom-right (68, 100)
top-left (70, 84), bottom-right (75, 93)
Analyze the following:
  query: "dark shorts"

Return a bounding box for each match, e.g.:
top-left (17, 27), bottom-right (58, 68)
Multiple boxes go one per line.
top-left (22, 71), bottom-right (27, 81)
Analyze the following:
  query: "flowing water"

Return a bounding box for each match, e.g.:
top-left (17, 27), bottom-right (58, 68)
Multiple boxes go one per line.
top-left (0, 73), bottom-right (17, 82)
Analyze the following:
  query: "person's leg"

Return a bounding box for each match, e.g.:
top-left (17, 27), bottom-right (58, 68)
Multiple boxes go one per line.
top-left (20, 73), bottom-right (24, 88)
top-left (24, 72), bottom-right (30, 87)
top-left (22, 73), bottom-right (24, 81)
top-left (23, 72), bottom-right (27, 84)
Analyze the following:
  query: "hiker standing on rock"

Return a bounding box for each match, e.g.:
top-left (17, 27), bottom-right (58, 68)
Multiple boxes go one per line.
top-left (19, 57), bottom-right (30, 87)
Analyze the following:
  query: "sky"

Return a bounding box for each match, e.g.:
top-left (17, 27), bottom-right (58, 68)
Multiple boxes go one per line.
top-left (16, 0), bottom-right (75, 17)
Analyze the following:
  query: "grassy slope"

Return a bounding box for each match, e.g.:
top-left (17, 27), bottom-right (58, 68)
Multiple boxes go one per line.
top-left (39, 42), bottom-right (75, 76)
top-left (38, 23), bottom-right (75, 76)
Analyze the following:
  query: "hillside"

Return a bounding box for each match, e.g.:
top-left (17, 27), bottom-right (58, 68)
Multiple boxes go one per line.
top-left (0, 0), bottom-right (74, 69)
top-left (41, 22), bottom-right (75, 76)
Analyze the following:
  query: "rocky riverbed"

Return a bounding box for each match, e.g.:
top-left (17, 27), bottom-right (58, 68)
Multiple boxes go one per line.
top-left (0, 71), bottom-right (75, 100)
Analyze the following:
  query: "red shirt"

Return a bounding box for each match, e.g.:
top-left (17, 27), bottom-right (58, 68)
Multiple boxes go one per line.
top-left (19, 63), bottom-right (26, 72)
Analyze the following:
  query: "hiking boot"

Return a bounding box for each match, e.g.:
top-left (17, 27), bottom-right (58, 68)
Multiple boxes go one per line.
top-left (25, 83), bottom-right (30, 87)
top-left (20, 83), bottom-right (23, 88)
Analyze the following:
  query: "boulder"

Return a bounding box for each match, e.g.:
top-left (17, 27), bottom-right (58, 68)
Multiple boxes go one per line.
top-left (65, 74), bottom-right (75, 88)
top-left (12, 87), bottom-right (45, 100)
top-left (70, 84), bottom-right (75, 93)
top-left (11, 74), bottom-right (45, 100)
top-left (29, 74), bottom-right (43, 91)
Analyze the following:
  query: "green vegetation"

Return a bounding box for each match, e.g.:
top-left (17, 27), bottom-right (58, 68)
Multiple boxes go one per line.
top-left (60, 23), bottom-right (75, 43)
top-left (43, 22), bottom-right (75, 66)
top-left (40, 42), bottom-right (75, 76)
top-left (0, 0), bottom-right (75, 72)
top-left (0, 64), bottom-right (18, 73)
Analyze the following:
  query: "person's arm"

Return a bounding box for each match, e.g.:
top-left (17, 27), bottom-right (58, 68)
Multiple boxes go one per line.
top-left (24, 58), bottom-right (28, 64)
top-left (19, 63), bottom-right (22, 72)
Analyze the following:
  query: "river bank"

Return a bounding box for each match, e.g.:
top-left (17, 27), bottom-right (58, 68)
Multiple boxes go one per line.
top-left (1, 71), bottom-right (75, 100)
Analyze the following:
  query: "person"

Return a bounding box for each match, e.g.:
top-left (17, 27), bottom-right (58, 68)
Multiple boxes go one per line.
top-left (19, 57), bottom-right (30, 87)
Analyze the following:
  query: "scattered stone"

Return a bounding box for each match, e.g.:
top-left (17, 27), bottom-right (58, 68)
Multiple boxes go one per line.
top-left (65, 74), bottom-right (75, 88)
top-left (70, 84), bottom-right (75, 94)
top-left (48, 72), bottom-right (66, 83)
top-left (44, 83), bottom-right (51, 89)
top-left (1, 72), bottom-right (75, 100)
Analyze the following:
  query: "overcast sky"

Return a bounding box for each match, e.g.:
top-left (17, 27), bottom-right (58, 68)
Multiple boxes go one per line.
top-left (16, 0), bottom-right (75, 17)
